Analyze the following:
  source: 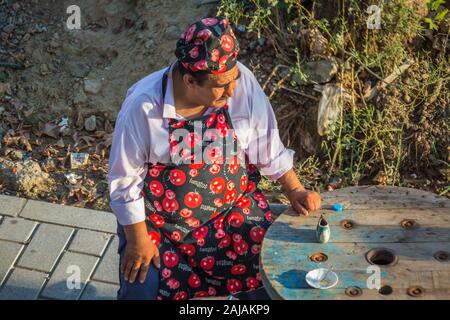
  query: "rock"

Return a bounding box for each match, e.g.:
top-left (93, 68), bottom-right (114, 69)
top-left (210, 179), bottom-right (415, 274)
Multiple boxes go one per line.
top-left (84, 79), bottom-right (102, 94)
top-left (0, 83), bottom-right (12, 95)
top-left (257, 37), bottom-right (266, 46)
top-left (237, 25), bottom-right (246, 33)
top-left (0, 158), bottom-right (55, 198)
top-left (73, 88), bottom-right (87, 104)
top-left (92, 196), bottom-right (109, 211)
top-left (2, 147), bottom-right (15, 156)
top-left (35, 24), bottom-right (47, 33)
top-left (308, 26), bottom-right (332, 57)
top-left (166, 25), bottom-right (181, 40)
top-left (3, 24), bottom-right (14, 33)
top-left (84, 115), bottom-right (97, 131)
top-left (295, 59), bottom-right (338, 85)
top-left (1, 32), bottom-right (9, 42)
top-left (6, 149), bottom-right (24, 161)
top-left (145, 39), bottom-right (154, 49)
top-left (40, 158), bottom-right (57, 172)
top-left (249, 40), bottom-right (258, 50)
top-left (21, 33), bottom-right (30, 42)
top-left (49, 40), bottom-right (60, 49)
top-left (68, 61), bottom-right (91, 78)
top-left (39, 64), bottom-right (50, 76)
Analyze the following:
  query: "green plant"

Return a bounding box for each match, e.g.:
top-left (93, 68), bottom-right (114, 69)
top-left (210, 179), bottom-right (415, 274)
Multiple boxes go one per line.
top-left (220, 0), bottom-right (449, 195)
top-left (425, 0), bottom-right (449, 31)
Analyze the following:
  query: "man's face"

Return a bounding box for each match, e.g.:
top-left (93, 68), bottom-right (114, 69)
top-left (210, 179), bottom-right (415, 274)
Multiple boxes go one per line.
top-left (192, 65), bottom-right (241, 108)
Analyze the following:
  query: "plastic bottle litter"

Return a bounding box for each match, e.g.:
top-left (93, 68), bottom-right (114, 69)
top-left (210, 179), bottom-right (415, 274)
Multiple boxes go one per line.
top-left (65, 173), bottom-right (82, 185)
top-left (70, 153), bottom-right (89, 169)
top-left (58, 117), bottom-right (69, 133)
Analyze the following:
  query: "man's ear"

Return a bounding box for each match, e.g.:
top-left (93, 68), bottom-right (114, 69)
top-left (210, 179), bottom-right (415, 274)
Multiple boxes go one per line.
top-left (183, 74), bottom-right (197, 89)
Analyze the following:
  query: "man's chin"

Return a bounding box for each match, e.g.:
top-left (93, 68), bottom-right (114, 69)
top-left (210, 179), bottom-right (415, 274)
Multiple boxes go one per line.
top-left (213, 99), bottom-right (227, 107)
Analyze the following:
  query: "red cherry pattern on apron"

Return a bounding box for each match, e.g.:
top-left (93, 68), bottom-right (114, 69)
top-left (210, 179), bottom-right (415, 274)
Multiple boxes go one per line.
top-left (141, 105), bottom-right (281, 300)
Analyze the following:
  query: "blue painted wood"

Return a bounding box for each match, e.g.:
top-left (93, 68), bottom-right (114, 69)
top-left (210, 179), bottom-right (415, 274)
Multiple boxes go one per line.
top-left (260, 186), bottom-right (450, 300)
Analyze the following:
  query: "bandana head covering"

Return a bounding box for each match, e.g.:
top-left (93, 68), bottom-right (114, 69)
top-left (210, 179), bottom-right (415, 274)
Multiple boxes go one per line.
top-left (175, 16), bottom-right (240, 74)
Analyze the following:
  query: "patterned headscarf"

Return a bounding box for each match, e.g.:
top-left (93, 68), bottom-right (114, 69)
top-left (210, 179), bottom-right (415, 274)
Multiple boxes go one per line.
top-left (175, 17), bottom-right (240, 74)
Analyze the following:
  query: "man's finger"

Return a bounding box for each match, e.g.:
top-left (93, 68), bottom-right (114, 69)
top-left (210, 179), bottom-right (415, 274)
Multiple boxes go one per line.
top-left (120, 258), bottom-right (126, 274)
top-left (138, 263), bottom-right (150, 284)
top-left (315, 198), bottom-right (322, 210)
top-left (153, 249), bottom-right (161, 269)
top-left (129, 260), bottom-right (142, 283)
top-left (123, 259), bottom-right (134, 281)
top-left (293, 201), bottom-right (309, 216)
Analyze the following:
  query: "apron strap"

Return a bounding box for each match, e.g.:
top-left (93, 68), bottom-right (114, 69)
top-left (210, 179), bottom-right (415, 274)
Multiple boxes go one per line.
top-left (162, 61), bottom-right (177, 100)
top-left (162, 67), bottom-right (169, 100)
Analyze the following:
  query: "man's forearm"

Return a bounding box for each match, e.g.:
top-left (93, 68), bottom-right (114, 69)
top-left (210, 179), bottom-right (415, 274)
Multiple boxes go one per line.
top-left (277, 168), bottom-right (305, 194)
top-left (123, 221), bottom-right (148, 243)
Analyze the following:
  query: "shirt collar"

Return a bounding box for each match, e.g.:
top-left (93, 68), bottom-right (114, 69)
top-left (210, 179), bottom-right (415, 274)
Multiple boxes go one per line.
top-left (162, 62), bottom-right (225, 121)
top-left (162, 62), bottom-right (182, 120)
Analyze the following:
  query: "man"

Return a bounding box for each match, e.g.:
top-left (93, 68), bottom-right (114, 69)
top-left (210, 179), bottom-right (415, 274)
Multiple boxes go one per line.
top-left (108, 16), bottom-right (321, 300)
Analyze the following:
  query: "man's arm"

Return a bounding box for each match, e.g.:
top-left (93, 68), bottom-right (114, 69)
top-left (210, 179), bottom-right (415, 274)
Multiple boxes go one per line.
top-left (277, 168), bottom-right (321, 216)
top-left (241, 65), bottom-right (321, 215)
top-left (108, 98), bottom-right (159, 283)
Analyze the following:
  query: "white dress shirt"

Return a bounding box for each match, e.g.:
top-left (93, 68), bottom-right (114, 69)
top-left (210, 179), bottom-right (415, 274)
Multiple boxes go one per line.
top-left (108, 61), bottom-right (295, 226)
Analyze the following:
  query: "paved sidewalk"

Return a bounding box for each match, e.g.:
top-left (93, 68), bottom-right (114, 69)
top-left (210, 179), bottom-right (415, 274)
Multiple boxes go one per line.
top-left (0, 194), bottom-right (288, 300)
top-left (0, 194), bottom-right (119, 300)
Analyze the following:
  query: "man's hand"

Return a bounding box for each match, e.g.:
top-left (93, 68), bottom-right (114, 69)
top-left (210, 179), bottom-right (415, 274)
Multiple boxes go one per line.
top-left (122, 222), bottom-right (161, 284)
top-left (286, 187), bottom-right (321, 216)
top-left (277, 168), bottom-right (321, 216)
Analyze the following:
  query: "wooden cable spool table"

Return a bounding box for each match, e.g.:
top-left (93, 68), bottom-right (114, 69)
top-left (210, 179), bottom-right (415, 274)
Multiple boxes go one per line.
top-left (261, 186), bottom-right (450, 300)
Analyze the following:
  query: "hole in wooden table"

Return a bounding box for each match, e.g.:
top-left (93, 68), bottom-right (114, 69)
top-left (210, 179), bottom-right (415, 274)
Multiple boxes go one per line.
top-left (407, 286), bottom-right (425, 298)
top-left (400, 219), bottom-right (417, 229)
top-left (378, 285), bottom-right (393, 295)
top-left (309, 252), bottom-right (328, 263)
top-left (345, 286), bottom-right (362, 297)
top-left (340, 220), bottom-right (354, 230)
top-left (366, 248), bottom-right (398, 266)
top-left (434, 251), bottom-right (449, 262)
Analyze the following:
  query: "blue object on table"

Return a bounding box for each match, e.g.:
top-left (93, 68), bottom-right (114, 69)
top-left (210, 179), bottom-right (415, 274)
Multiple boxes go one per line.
top-left (331, 203), bottom-right (343, 212)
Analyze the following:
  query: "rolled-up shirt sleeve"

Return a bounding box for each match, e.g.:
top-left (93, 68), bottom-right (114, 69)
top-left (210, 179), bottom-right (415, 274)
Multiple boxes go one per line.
top-left (246, 72), bottom-right (295, 181)
top-left (108, 101), bottom-right (149, 226)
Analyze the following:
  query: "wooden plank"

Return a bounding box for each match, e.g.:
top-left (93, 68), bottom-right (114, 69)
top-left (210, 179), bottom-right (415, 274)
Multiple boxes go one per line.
top-left (261, 186), bottom-right (450, 300)
top-left (265, 269), bottom-right (449, 290)
top-left (261, 242), bottom-right (450, 288)
top-left (320, 186), bottom-right (450, 209)
top-left (261, 243), bottom-right (450, 299)
top-left (281, 208), bottom-right (450, 227)
top-left (265, 221), bottom-right (450, 243)
top-left (275, 286), bottom-right (450, 300)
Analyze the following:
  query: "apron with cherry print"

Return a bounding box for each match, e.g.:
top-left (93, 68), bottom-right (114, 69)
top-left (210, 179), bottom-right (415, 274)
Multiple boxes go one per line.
top-left (141, 99), bottom-right (277, 301)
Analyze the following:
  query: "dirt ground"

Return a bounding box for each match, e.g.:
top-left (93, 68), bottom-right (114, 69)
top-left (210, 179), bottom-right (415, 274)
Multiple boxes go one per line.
top-left (2, 0), bottom-right (218, 121)
top-left (0, 0), bottom-right (219, 210)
